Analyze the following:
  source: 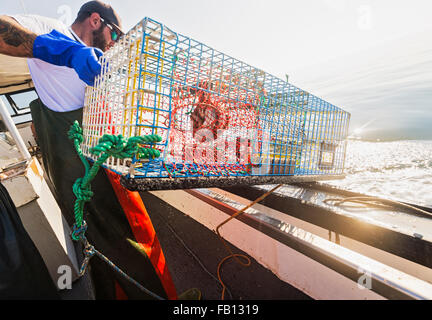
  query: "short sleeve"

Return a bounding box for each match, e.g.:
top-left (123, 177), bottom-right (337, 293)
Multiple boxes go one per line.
top-left (9, 14), bottom-right (68, 36)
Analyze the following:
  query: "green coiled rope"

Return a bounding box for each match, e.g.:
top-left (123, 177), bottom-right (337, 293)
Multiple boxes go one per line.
top-left (68, 121), bottom-right (162, 241)
top-left (67, 121), bottom-right (167, 300)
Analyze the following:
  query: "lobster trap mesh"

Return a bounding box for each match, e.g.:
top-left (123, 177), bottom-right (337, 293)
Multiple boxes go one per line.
top-left (82, 18), bottom-right (350, 188)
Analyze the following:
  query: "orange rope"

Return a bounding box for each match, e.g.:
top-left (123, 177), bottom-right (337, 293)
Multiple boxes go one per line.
top-left (215, 184), bottom-right (283, 300)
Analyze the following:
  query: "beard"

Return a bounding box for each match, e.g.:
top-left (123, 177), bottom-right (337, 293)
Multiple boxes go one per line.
top-left (92, 25), bottom-right (108, 52)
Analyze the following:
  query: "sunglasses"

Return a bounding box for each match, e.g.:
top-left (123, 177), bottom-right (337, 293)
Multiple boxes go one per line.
top-left (100, 17), bottom-right (123, 42)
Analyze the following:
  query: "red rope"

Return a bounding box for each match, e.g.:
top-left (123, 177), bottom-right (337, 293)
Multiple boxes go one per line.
top-left (168, 55), bottom-right (266, 176)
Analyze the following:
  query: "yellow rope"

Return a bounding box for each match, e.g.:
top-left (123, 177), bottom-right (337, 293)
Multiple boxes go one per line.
top-left (215, 184), bottom-right (283, 300)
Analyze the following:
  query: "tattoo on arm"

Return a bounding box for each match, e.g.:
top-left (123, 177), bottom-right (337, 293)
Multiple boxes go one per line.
top-left (0, 16), bottom-right (36, 57)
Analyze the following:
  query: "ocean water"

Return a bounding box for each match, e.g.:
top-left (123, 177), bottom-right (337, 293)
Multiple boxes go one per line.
top-left (322, 140), bottom-right (432, 208)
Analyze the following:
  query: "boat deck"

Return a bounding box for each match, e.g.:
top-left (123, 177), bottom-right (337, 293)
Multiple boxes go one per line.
top-left (140, 191), bottom-right (311, 300)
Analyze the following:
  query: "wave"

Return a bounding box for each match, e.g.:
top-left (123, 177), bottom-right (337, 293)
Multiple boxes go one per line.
top-left (323, 140), bottom-right (432, 207)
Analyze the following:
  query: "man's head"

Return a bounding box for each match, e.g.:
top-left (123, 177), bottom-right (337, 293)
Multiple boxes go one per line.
top-left (72, 1), bottom-right (123, 52)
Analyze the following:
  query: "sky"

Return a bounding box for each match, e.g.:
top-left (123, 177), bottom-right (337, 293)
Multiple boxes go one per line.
top-left (2, 0), bottom-right (432, 140)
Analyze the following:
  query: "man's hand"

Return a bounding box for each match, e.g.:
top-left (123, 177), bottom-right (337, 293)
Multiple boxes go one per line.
top-left (33, 30), bottom-right (103, 86)
top-left (68, 46), bottom-right (103, 86)
top-left (0, 15), bottom-right (36, 57)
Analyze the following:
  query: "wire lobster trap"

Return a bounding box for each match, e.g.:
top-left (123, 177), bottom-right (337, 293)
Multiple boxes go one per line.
top-left (82, 17), bottom-right (351, 191)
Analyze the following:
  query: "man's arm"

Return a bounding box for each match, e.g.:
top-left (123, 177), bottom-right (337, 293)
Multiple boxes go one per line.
top-left (0, 15), bottom-right (36, 57)
top-left (0, 15), bottom-right (102, 86)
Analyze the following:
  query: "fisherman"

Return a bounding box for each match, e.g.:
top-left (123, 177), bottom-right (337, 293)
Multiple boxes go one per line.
top-left (0, 1), bottom-right (178, 300)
